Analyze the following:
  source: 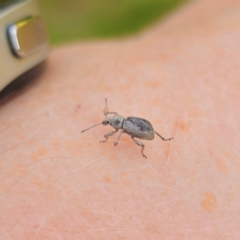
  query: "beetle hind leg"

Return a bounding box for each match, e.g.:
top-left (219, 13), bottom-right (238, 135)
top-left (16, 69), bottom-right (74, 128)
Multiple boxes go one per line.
top-left (154, 130), bottom-right (174, 141)
top-left (132, 137), bottom-right (147, 158)
top-left (100, 130), bottom-right (118, 143)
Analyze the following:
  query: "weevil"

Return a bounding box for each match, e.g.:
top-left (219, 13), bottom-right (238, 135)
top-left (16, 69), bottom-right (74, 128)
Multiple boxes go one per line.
top-left (81, 99), bottom-right (173, 158)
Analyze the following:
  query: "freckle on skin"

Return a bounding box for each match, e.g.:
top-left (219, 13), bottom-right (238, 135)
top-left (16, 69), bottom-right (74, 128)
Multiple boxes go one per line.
top-left (30, 148), bottom-right (48, 161)
top-left (75, 104), bottom-right (81, 113)
top-left (201, 191), bottom-right (217, 212)
top-left (7, 167), bottom-right (29, 178)
top-left (33, 180), bottom-right (45, 188)
top-left (176, 120), bottom-right (189, 132)
top-left (213, 157), bottom-right (229, 174)
top-left (103, 174), bottom-right (111, 183)
top-left (147, 79), bottom-right (162, 89)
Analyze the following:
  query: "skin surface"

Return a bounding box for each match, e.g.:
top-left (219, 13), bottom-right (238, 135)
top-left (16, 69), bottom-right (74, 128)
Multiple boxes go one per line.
top-left (1, 0), bottom-right (240, 239)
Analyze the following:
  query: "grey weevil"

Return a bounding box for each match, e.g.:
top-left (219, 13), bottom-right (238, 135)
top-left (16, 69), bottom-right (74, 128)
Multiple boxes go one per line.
top-left (81, 99), bottom-right (173, 158)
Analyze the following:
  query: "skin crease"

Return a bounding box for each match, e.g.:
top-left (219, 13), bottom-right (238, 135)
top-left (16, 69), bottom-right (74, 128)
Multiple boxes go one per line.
top-left (1, 0), bottom-right (240, 238)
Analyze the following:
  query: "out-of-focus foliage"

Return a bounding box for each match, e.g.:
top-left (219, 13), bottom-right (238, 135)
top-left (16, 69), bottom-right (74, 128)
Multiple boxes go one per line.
top-left (0, 0), bottom-right (14, 7)
top-left (39, 0), bottom-right (186, 44)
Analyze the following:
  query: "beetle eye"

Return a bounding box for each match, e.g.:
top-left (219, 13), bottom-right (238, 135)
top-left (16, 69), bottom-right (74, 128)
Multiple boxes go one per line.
top-left (102, 120), bottom-right (109, 126)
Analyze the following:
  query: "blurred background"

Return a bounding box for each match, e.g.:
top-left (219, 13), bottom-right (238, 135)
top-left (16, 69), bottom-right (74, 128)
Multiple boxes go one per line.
top-left (39, 0), bottom-right (187, 45)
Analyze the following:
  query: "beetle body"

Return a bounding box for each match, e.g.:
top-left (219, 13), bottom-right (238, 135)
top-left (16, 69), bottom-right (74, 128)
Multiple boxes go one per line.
top-left (81, 99), bottom-right (173, 158)
top-left (123, 117), bottom-right (154, 140)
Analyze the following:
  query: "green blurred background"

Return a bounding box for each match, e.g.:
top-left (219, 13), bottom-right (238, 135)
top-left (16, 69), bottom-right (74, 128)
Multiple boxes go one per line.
top-left (39, 0), bottom-right (187, 45)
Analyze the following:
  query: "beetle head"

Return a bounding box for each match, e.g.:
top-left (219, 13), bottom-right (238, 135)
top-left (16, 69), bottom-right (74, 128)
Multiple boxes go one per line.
top-left (81, 99), bottom-right (125, 133)
top-left (102, 115), bottom-right (124, 129)
top-left (102, 119), bottom-right (109, 126)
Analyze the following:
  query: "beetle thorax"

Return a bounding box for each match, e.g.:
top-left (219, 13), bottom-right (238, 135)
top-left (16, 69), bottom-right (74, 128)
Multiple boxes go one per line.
top-left (104, 115), bottom-right (125, 129)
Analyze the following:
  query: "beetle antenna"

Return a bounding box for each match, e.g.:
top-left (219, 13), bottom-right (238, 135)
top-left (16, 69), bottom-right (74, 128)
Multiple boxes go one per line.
top-left (81, 123), bottom-right (102, 133)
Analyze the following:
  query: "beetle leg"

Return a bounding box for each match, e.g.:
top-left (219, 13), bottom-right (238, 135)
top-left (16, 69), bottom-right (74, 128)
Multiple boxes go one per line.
top-left (132, 137), bottom-right (147, 158)
top-left (154, 131), bottom-right (174, 141)
top-left (104, 111), bottom-right (118, 115)
top-left (100, 130), bottom-right (118, 143)
top-left (103, 98), bottom-right (118, 117)
top-left (103, 98), bottom-right (109, 116)
top-left (114, 130), bottom-right (124, 146)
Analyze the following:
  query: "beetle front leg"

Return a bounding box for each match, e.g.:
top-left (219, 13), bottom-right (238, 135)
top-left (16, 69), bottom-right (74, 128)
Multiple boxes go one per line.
top-left (104, 111), bottom-right (118, 116)
top-left (131, 137), bottom-right (147, 158)
top-left (103, 98), bottom-right (118, 116)
top-left (100, 130), bottom-right (118, 143)
top-left (114, 130), bottom-right (124, 146)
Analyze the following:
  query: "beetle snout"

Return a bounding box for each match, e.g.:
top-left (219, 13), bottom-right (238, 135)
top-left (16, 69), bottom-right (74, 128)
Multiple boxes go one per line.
top-left (102, 120), bottom-right (109, 126)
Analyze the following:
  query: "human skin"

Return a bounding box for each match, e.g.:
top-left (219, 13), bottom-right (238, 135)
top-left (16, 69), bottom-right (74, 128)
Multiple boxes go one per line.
top-left (1, 0), bottom-right (240, 239)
